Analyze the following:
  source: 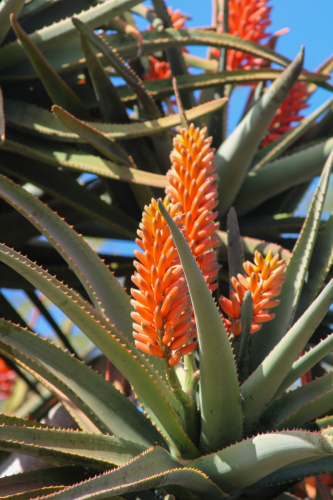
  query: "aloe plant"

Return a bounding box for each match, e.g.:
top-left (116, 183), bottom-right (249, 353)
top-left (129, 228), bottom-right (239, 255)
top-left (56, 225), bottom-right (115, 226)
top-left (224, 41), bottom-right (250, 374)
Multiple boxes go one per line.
top-left (0, 1), bottom-right (332, 499)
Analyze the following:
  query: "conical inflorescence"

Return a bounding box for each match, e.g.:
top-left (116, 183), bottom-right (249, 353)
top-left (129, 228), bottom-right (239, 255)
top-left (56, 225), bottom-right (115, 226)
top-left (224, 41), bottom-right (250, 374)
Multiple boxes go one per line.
top-left (131, 198), bottom-right (198, 367)
top-left (166, 123), bottom-right (221, 293)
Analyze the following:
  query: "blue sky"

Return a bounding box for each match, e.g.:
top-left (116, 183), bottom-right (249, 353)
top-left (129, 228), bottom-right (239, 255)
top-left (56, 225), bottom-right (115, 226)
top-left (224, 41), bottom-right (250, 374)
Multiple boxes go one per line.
top-left (139, 0), bottom-right (333, 130)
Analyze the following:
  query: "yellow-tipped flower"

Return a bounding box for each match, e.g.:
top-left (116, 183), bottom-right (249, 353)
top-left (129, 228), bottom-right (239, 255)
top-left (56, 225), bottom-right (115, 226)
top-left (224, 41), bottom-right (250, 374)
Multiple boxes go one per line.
top-left (219, 250), bottom-right (286, 337)
top-left (131, 198), bottom-right (198, 366)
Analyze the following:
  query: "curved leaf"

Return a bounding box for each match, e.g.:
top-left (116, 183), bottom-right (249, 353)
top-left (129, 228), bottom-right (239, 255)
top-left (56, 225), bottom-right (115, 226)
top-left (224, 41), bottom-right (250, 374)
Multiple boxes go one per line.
top-left (215, 48), bottom-right (304, 217)
top-left (0, 154), bottom-right (138, 239)
top-left (0, 425), bottom-right (146, 468)
top-left (185, 431), bottom-right (333, 493)
top-left (259, 372), bottom-right (333, 431)
top-left (1, 138), bottom-right (168, 187)
top-left (52, 105), bottom-right (133, 167)
top-left (294, 210), bottom-right (333, 321)
top-left (40, 447), bottom-right (226, 500)
top-left (158, 201), bottom-right (242, 454)
top-left (4, 98), bottom-right (227, 142)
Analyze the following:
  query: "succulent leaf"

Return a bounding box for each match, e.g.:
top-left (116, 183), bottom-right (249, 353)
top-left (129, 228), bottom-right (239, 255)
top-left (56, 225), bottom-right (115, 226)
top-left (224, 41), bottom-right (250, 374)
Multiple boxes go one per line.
top-left (185, 431), bottom-right (333, 493)
top-left (52, 105), bottom-right (134, 167)
top-left (37, 447), bottom-right (226, 500)
top-left (259, 371), bottom-right (333, 431)
top-left (158, 201), bottom-right (242, 454)
top-left (227, 207), bottom-right (245, 282)
top-left (0, 154), bottom-right (138, 239)
top-left (78, 32), bottom-right (129, 124)
top-left (0, 425), bottom-right (147, 468)
top-left (4, 97), bottom-right (227, 142)
top-left (1, 137), bottom-right (168, 187)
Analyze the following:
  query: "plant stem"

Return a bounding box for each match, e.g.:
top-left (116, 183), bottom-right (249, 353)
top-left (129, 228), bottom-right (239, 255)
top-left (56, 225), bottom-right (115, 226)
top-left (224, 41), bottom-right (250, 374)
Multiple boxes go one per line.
top-left (163, 359), bottom-right (199, 444)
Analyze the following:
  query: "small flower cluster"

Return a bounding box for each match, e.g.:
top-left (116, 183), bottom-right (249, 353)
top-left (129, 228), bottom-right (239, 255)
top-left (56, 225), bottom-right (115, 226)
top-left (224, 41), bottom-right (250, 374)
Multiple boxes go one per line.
top-left (262, 81), bottom-right (310, 147)
top-left (131, 198), bottom-right (198, 367)
top-left (166, 124), bottom-right (221, 292)
top-left (144, 7), bottom-right (188, 81)
top-left (219, 250), bottom-right (286, 337)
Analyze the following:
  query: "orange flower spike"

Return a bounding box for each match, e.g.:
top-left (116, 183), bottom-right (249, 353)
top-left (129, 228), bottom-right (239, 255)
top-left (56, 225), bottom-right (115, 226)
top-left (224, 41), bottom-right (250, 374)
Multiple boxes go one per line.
top-left (212, 0), bottom-right (272, 70)
top-left (166, 124), bottom-right (221, 288)
top-left (131, 198), bottom-right (195, 366)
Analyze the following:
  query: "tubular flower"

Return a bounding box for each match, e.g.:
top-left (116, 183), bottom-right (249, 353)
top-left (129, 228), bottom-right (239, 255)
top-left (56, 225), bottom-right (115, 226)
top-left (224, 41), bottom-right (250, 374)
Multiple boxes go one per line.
top-left (0, 357), bottom-right (16, 400)
top-left (211, 0), bottom-right (272, 70)
top-left (166, 123), bottom-right (221, 293)
top-left (131, 198), bottom-right (198, 367)
top-left (143, 7), bottom-right (188, 81)
top-left (219, 250), bottom-right (286, 337)
top-left (261, 81), bottom-right (311, 147)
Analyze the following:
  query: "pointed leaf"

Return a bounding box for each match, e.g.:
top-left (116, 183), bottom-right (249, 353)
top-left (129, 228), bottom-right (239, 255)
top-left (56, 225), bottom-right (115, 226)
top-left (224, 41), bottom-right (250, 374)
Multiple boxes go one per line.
top-left (241, 278), bottom-right (333, 434)
top-left (72, 17), bottom-right (160, 121)
top-left (252, 150), bottom-right (333, 363)
top-left (0, 466), bottom-right (89, 498)
top-left (72, 16), bottom-right (173, 172)
top-left (227, 207), bottom-right (244, 283)
top-left (158, 201), bottom-right (242, 454)
top-left (185, 431), bottom-right (333, 493)
top-left (39, 447), bottom-right (226, 500)
top-left (10, 14), bottom-right (89, 120)
top-left (215, 48), bottom-right (304, 217)
top-left (235, 291), bottom-right (253, 385)
top-left (52, 105), bottom-right (133, 167)
top-left (1, 137), bottom-right (168, 188)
